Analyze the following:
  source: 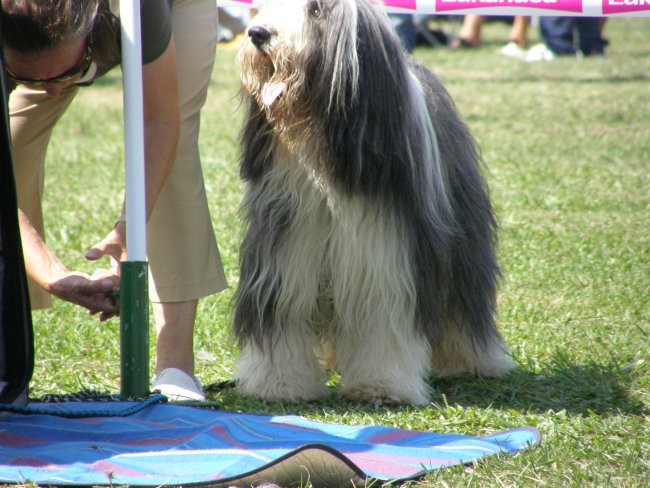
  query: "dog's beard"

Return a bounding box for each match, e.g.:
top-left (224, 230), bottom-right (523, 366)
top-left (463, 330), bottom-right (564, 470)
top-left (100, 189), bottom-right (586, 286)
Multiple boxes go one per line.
top-left (238, 40), bottom-right (314, 142)
top-left (238, 44), bottom-right (278, 103)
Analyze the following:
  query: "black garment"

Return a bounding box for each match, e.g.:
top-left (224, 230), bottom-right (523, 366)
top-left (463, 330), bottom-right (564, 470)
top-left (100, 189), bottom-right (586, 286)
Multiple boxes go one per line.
top-left (0, 21), bottom-right (34, 407)
top-left (92, 0), bottom-right (173, 78)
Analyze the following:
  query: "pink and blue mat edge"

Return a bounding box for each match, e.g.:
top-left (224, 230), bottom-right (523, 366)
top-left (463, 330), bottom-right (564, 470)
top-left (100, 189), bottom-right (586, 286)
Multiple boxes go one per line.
top-left (0, 399), bottom-right (540, 486)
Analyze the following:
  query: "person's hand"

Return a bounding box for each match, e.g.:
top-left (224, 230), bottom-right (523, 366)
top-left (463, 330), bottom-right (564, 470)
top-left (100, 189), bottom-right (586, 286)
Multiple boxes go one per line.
top-left (85, 222), bottom-right (126, 275)
top-left (48, 271), bottom-right (119, 321)
top-left (89, 268), bottom-right (121, 322)
top-left (18, 208), bottom-right (119, 320)
top-left (82, 223), bottom-right (127, 321)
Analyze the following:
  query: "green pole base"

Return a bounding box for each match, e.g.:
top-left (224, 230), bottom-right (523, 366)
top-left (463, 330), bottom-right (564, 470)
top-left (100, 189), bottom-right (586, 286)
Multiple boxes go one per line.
top-left (120, 260), bottom-right (149, 399)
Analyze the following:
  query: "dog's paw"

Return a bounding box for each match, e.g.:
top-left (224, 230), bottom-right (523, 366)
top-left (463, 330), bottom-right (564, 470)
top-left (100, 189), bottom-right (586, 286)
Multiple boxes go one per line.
top-left (235, 341), bottom-right (330, 402)
top-left (341, 384), bottom-right (429, 406)
top-left (431, 339), bottom-right (516, 379)
top-left (237, 379), bottom-right (329, 403)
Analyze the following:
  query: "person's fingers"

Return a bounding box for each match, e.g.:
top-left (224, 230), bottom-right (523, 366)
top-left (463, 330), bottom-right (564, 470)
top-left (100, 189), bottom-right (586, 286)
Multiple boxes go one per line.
top-left (86, 225), bottom-right (127, 263)
top-left (50, 274), bottom-right (120, 316)
top-left (85, 239), bottom-right (122, 261)
top-left (99, 309), bottom-right (120, 322)
top-left (90, 270), bottom-right (120, 290)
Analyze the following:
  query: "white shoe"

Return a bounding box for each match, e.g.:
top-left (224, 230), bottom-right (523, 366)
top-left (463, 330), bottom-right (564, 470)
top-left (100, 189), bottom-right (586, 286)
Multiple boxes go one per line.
top-left (525, 43), bottom-right (556, 63)
top-left (499, 41), bottom-right (526, 59)
top-left (152, 368), bottom-right (205, 401)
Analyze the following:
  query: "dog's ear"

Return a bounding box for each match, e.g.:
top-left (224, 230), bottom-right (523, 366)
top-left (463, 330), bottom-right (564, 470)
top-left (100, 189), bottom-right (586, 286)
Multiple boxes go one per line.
top-left (313, 0), bottom-right (360, 114)
top-left (310, 1), bottom-right (416, 196)
top-left (309, 0), bottom-right (407, 116)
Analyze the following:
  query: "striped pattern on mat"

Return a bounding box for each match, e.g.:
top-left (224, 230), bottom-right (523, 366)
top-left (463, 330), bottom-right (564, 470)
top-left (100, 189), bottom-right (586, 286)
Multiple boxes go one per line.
top-left (0, 401), bottom-right (540, 486)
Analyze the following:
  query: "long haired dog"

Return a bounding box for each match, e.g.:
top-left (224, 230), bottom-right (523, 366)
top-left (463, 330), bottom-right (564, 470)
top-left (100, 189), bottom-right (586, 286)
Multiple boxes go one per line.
top-left (234, 0), bottom-right (514, 405)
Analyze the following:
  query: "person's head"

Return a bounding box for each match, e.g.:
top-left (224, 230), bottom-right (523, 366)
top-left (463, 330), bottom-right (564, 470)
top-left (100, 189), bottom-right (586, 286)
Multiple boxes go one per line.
top-left (1, 0), bottom-right (99, 96)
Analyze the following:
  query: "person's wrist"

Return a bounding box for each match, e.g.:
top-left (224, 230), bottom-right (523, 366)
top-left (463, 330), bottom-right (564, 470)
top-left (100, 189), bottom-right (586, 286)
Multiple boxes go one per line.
top-left (115, 213), bottom-right (126, 228)
top-left (42, 264), bottom-right (72, 295)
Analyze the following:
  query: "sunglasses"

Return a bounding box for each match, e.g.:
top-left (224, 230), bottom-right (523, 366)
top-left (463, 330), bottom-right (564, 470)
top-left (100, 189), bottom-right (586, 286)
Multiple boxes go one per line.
top-left (7, 37), bottom-right (93, 87)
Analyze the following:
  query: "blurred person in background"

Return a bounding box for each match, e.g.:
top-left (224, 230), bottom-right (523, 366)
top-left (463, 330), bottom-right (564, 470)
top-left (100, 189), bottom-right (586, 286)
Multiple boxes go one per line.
top-left (526, 17), bottom-right (608, 61)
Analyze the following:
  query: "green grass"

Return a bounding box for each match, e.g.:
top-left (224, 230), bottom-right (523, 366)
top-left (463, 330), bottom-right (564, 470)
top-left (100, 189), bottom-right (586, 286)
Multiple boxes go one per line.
top-left (26, 18), bottom-right (649, 487)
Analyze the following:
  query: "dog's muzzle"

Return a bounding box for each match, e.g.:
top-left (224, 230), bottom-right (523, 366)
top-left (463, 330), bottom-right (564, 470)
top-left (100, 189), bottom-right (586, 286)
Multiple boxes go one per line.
top-left (248, 25), bottom-right (275, 49)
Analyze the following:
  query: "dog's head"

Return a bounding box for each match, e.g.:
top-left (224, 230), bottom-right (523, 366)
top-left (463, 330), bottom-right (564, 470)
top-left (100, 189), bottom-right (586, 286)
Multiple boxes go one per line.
top-left (238, 0), bottom-right (404, 119)
top-left (237, 0), bottom-right (440, 203)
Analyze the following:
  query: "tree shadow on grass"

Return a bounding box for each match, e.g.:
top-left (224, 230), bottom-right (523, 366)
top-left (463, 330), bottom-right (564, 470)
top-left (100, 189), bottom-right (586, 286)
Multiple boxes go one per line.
top-left (214, 351), bottom-right (647, 418)
top-left (428, 351), bottom-right (648, 416)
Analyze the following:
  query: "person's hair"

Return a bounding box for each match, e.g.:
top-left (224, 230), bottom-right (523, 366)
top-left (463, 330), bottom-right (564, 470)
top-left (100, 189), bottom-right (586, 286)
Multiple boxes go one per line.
top-left (1, 0), bottom-right (100, 53)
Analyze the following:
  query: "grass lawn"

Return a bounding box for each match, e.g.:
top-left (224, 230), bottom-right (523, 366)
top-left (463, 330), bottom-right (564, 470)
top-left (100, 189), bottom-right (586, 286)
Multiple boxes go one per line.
top-left (24, 17), bottom-right (649, 487)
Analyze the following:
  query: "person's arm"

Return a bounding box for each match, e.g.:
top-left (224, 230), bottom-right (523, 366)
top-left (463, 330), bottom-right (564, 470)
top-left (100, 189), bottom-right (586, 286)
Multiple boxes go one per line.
top-left (19, 208), bottom-right (119, 319)
top-left (141, 38), bottom-right (180, 217)
top-left (86, 38), bottom-right (180, 263)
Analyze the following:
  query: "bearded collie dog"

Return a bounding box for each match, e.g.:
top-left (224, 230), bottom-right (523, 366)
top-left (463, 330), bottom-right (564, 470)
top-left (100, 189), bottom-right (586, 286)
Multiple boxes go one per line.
top-left (233, 0), bottom-right (514, 405)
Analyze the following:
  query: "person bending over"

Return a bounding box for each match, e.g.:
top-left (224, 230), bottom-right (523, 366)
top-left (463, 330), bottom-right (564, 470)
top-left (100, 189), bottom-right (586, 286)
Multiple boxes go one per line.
top-left (2, 0), bottom-right (226, 400)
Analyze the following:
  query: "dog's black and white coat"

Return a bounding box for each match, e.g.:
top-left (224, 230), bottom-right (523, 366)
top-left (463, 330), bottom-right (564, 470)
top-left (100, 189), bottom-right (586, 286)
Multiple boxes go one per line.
top-left (234, 0), bottom-right (514, 405)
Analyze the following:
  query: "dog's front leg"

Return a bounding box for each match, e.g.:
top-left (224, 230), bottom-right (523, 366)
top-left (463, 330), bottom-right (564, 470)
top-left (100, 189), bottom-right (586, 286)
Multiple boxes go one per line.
top-left (328, 203), bottom-right (433, 406)
top-left (236, 331), bottom-right (329, 402)
top-left (234, 174), bottom-right (333, 402)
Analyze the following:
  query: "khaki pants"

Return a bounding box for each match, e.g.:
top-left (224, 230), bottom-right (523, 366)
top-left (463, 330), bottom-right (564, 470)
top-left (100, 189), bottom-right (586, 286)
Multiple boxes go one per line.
top-left (10, 0), bottom-right (226, 309)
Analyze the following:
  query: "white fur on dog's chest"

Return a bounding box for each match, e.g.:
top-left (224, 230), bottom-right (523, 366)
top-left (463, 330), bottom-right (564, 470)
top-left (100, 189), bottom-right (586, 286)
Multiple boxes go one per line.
top-left (271, 140), bottom-right (346, 219)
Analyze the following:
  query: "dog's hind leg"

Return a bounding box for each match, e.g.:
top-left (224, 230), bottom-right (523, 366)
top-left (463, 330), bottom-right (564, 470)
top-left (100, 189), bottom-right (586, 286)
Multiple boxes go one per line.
top-left (430, 325), bottom-right (514, 378)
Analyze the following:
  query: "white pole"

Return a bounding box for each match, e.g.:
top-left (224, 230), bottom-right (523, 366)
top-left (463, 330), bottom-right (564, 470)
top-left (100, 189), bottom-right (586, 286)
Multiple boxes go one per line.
top-left (120, 0), bottom-right (147, 262)
top-left (119, 0), bottom-right (149, 399)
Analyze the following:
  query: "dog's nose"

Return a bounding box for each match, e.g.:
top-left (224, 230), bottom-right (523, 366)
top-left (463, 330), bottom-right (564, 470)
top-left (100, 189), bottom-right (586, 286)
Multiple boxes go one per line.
top-left (248, 25), bottom-right (274, 48)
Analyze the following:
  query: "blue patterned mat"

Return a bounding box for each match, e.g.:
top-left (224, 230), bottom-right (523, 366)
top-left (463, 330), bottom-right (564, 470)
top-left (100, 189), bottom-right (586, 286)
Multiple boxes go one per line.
top-left (0, 400), bottom-right (540, 486)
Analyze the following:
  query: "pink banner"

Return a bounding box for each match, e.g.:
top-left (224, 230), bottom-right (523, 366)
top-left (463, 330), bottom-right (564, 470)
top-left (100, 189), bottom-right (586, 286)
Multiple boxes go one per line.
top-left (435, 0), bottom-right (583, 12)
top-left (221, 0), bottom-right (650, 15)
top-left (384, 0), bottom-right (418, 8)
top-left (602, 0), bottom-right (650, 14)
